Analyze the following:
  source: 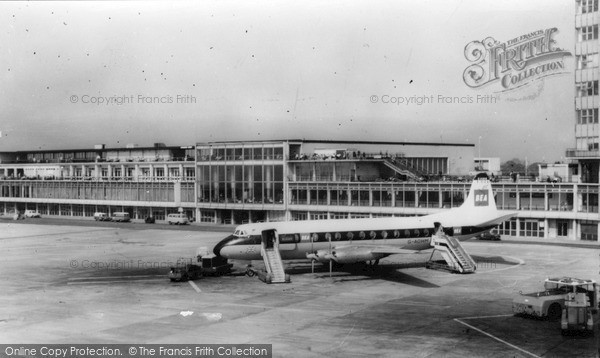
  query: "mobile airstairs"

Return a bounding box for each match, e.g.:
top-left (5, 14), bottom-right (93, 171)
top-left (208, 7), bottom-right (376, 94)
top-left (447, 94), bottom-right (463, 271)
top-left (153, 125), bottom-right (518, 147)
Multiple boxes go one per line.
top-left (261, 246), bottom-right (290, 283)
top-left (247, 229), bottom-right (290, 284)
top-left (426, 227), bottom-right (477, 274)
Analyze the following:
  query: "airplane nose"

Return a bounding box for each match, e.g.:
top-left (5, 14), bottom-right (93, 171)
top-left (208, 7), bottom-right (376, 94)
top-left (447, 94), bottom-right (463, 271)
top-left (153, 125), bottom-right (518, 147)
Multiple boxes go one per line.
top-left (213, 234), bottom-right (237, 257)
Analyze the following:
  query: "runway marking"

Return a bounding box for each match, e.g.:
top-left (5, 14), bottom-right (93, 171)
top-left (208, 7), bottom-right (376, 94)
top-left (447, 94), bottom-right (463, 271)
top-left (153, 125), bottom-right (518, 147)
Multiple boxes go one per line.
top-left (458, 314), bottom-right (514, 320)
top-left (189, 280), bottom-right (202, 293)
top-left (454, 316), bottom-right (541, 358)
top-left (325, 321), bottom-right (357, 353)
top-left (392, 301), bottom-right (451, 308)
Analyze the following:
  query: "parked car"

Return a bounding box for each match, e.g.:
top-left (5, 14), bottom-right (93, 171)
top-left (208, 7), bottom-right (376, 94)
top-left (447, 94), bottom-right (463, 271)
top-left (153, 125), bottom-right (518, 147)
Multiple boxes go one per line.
top-left (93, 212), bottom-right (110, 221)
top-left (8, 210), bottom-right (24, 220)
top-left (167, 213), bottom-right (189, 225)
top-left (478, 231), bottom-right (501, 241)
top-left (111, 212), bottom-right (131, 222)
top-left (24, 210), bottom-right (42, 218)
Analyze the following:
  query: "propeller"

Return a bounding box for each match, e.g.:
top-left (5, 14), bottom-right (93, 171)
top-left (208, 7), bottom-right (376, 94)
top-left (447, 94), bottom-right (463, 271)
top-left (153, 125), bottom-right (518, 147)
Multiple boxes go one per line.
top-left (305, 250), bottom-right (336, 277)
top-left (306, 251), bottom-right (317, 274)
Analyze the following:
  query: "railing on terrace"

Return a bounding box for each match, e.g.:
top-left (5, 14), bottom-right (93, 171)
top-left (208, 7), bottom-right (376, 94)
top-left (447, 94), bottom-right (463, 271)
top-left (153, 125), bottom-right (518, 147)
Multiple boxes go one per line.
top-left (196, 198), bottom-right (284, 205)
top-left (197, 154), bottom-right (285, 161)
top-left (4, 157), bottom-right (195, 164)
top-left (547, 205), bottom-right (574, 211)
top-left (566, 148), bottom-right (600, 158)
top-left (0, 176), bottom-right (195, 182)
top-left (417, 203), bottom-right (441, 208)
top-left (372, 201), bottom-right (393, 207)
top-left (519, 205), bottom-right (548, 211)
top-left (288, 152), bottom-right (406, 161)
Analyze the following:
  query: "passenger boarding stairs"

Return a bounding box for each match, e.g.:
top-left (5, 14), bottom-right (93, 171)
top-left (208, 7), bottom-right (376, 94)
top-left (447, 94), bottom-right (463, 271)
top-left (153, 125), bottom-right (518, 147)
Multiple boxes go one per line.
top-left (427, 233), bottom-right (476, 273)
top-left (382, 157), bottom-right (426, 181)
top-left (261, 246), bottom-right (289, 283)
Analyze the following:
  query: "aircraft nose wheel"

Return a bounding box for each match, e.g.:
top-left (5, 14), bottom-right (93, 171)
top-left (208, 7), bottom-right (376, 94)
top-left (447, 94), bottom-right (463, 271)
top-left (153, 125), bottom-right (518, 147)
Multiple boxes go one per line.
top-left (245, 265), bottom-right (256, 277)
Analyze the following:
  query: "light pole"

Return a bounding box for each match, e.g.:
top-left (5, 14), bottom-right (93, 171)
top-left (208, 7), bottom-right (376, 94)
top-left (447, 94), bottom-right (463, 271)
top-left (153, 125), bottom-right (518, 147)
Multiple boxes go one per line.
top-left (478, 136), bottom-right (482, 170)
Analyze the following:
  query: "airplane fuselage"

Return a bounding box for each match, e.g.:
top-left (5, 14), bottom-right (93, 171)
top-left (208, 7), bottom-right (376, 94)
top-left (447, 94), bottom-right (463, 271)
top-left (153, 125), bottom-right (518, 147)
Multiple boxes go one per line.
top-left (212, 179), bottom-right (514, 265)
top-left (214, 215), bottom-right (494, 261)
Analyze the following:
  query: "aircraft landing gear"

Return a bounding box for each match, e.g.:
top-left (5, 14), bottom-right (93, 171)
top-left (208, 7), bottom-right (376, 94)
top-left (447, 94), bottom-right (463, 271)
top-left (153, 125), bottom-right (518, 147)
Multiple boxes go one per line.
top-left (245, 265), bottom-right (256, 277)
top-left (361, 259), bottom-right (380, 272)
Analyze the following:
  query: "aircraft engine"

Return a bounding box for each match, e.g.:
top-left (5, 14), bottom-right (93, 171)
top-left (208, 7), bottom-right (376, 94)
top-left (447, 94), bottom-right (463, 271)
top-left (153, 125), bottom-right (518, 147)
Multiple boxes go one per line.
top-left (329, 248), bottom-right (386, 264)
top-left (306, 250), bottom-right (333, 263)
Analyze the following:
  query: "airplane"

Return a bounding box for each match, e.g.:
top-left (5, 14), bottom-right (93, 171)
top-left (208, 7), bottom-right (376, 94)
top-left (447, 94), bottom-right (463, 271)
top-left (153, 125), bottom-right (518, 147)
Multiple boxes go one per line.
top-left (212, 179), bottom-right (515, 267)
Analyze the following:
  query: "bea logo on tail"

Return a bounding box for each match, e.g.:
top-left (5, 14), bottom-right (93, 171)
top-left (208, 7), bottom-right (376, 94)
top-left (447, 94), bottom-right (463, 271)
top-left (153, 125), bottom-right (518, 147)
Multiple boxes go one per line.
top-left (474, 190), bottom-right (489, 206)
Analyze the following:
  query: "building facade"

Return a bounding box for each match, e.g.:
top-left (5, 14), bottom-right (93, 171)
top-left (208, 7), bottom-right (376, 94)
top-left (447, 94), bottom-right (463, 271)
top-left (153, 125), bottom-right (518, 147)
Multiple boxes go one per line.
top-left (0, 144), bottom-right (196, 221)
top-left (194, 140), bottom-right (474, 224)
top-left (567, 0), bottom-right (600, 182)
top-left (192, 140), bottom-right (598, 242)
top-left (2, 2), bottom-right (600, 243)
top-left (0, 139), bottom-right (598, 242)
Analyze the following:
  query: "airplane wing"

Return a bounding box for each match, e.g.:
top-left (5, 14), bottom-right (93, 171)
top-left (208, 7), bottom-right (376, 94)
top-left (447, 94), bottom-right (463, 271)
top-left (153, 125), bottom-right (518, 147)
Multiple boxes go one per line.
top-left (369, 246), bottom-right (422, 255)
top-left (308, 244), bottom-right (423, 264)
top-left (471, 212), bottom-right (517, 228)
top-left (333, 243), bottom-right (422, 255)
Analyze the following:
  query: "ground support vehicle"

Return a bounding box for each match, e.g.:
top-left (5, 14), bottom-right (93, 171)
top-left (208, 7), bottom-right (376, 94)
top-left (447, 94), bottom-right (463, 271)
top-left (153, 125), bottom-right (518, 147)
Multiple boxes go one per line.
top-left (560, 279), bottom-right (598, 336)
top-left (198, 254), bottom-right (233, 276)
top-left (168, 255), bottom-right (233, 282)
top-left (168, 258), bottom-right (202, 282)
top-left (513, 277), bottom-right (599, 322)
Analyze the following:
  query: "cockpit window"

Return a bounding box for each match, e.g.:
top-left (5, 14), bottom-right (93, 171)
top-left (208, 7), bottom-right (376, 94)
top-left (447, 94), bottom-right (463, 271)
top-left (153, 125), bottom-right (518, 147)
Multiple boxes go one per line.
top-left (234, 230), bottom-right (248, 237)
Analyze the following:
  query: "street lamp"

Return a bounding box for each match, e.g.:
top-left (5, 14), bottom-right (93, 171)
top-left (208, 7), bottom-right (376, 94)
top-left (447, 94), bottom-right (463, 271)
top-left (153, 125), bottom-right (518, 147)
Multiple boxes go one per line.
top-left (478, 136), bottom-right (482, 170)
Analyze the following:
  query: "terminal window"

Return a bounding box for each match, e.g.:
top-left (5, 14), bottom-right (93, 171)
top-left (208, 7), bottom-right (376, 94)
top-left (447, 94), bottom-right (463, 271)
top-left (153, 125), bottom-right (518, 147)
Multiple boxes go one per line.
top-left (577, 54), bottom-right (599, 70)
top-left (519, 220), bottom-right (543, 237)
top-left (579, 0), bottom-right (599, 13)
top-left (291, 212), bottom-right (308, 221)
top-left (577, 80), bottom-right (598, 97)
top-left (577, 109), bottom-right (599, 124)
top-left (581, 221), bottom-right (598, 241)
top-left (579, 25), bottom-right (599, 41)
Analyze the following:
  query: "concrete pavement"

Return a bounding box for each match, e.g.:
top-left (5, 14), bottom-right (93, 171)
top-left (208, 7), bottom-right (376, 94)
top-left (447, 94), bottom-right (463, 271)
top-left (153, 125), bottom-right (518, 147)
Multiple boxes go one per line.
top-left (0, 222), bottom-right (597, 357)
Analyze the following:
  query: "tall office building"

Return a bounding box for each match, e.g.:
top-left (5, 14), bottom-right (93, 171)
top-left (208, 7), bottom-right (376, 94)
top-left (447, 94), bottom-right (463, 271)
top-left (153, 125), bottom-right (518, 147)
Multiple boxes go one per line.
top-left (568, 0), bottom-right (600, 182)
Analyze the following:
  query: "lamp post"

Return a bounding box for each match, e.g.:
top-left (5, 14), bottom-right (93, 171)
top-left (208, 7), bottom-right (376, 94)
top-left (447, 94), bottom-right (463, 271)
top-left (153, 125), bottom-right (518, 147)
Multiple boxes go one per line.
top-left (478, 136), bottom-right (482, 170)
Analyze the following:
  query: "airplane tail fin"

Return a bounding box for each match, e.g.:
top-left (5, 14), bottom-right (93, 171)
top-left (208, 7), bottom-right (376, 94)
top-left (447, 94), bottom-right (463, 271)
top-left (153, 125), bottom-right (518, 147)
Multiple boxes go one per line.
top-left (457, 179), bottom-right (515, 227)
top-left (460, 178), bottom-right (497, 212)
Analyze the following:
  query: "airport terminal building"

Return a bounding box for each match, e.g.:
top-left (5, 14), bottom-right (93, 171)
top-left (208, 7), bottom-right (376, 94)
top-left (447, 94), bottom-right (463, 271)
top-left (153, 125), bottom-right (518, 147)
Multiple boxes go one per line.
top-left (1, 1), bottom-right (599, 243)
top-left (0, 139), bottom-right (598, 243)
top-left (0, 144), bottom-right (197, 221)
top-left (0, 139), bottom-right (473, 224)
top-left (194, 139), bottom-right (473, 224)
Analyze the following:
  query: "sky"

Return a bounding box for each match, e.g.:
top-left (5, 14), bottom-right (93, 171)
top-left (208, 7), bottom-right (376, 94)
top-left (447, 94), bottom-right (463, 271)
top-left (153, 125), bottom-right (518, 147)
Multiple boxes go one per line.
top-left (0, 0), bottom-right (576, 163)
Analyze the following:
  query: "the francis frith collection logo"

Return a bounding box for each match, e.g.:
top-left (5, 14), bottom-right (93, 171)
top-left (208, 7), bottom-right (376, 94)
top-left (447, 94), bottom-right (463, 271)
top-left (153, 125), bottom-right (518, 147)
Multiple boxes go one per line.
top-left (463, 28), bottom-right (571, 92)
